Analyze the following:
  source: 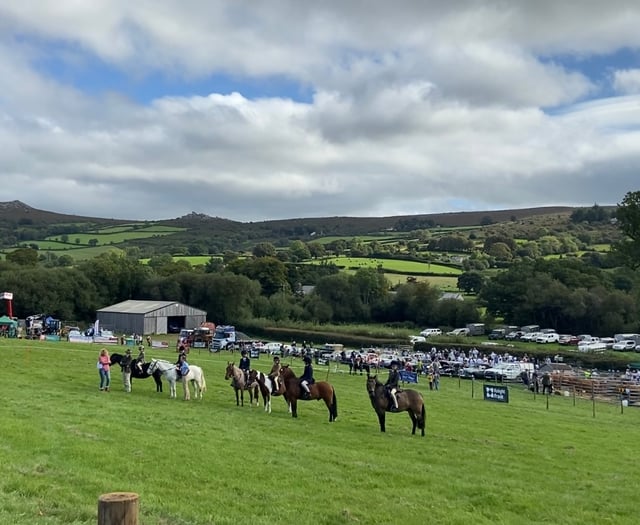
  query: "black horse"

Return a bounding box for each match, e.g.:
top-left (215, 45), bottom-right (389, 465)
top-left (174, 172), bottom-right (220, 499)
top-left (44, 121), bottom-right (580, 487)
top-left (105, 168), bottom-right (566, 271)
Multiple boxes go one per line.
top-left (366, 374), bottom-right (425, 436)
top-left (110, 353), bottom-right (163, 392)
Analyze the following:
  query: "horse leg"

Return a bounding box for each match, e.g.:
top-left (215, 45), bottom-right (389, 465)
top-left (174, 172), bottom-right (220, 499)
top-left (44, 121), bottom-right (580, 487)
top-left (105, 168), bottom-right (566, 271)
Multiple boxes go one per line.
top-left (291, 399), bottom-right (298, 418)
top-left (183, 378), bottom-right (191, 401)
top-left (409, 411), bottom-right (417, 435)
top-left (377, 411), bottom-right (386, 433)
top-left (321, 391), bottom-right (337, 423)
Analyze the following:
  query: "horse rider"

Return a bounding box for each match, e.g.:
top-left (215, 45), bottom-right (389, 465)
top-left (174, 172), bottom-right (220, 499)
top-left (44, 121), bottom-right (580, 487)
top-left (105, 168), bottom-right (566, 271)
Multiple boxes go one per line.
top-left (268, 355), bottom-right (282, 394)
top-left (239, 349), bottom-right (251, 385)
top-left (386, 361), bottom-right (400, 411)
top-left (300, 355), bottom-right (315, 400)
top-left (136, 344), bottom-right (146, 373)
top-left (176, 353), bottom-right (190, 379)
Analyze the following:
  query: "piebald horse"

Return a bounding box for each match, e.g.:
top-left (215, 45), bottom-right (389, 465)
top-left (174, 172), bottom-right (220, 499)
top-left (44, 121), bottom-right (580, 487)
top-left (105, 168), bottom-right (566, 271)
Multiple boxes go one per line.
top-left (247, 369), bottom-right (273, 414)
top-left (110, 353), bottom-right (163, 392)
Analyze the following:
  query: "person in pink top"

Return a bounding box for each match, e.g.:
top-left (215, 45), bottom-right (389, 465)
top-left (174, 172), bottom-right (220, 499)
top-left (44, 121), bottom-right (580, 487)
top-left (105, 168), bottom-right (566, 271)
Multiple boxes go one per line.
top-left (98, 348), bottom-right (111, 392)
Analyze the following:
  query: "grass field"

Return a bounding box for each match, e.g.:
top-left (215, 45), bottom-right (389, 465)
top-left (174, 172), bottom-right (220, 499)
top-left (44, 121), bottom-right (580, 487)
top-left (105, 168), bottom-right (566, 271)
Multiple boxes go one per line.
top-left (311, 235), bottom-right (411, 245)
top-left (2, 339), bottom-right (639, 524)
top-left (310, 256), bottom-right (462, 275)
top-left (46, 231), bottom-right (177, 245)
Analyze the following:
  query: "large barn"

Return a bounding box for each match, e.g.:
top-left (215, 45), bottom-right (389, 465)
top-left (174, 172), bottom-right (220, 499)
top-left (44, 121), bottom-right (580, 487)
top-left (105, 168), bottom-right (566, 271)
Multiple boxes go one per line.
top-left (96, 300), bottom-right (207, 335)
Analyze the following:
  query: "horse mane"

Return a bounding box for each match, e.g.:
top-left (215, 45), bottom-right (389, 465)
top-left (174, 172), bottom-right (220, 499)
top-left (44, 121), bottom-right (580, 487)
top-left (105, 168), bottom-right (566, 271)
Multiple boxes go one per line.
top-left (280, 365), bottom-right (296, 379)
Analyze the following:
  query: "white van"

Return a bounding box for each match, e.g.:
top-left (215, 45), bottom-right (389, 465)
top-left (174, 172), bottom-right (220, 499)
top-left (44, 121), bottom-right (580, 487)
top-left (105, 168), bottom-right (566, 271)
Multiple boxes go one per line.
top-left (484, 362), bottom-right (534, 381)
top-left (420, 328), bottom-right (442, 337)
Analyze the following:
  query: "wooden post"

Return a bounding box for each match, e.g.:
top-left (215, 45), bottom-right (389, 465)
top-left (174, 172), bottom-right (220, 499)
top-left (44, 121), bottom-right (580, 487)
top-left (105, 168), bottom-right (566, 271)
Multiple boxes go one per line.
top-left (98, 492), bottom-right (139, 525)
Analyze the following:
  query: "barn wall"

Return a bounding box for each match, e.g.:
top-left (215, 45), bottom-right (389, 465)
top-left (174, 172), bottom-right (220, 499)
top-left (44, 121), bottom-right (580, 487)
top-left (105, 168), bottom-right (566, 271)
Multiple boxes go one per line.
top-left (150, 304), bottom-right (207, 319)
top-left (98, 302), bottom-right (207, 335)
top-left (185, 314), bottom-right (207, 328)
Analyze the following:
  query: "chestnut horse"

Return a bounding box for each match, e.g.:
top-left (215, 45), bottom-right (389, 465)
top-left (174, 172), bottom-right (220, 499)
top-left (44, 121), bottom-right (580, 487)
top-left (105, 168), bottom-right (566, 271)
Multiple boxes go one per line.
top-left (225, 362), bottom-right (258, 407)
top-left (366, 374), bottom-right (425, 436)
top-left (278, 365), bottom-right (338, 422)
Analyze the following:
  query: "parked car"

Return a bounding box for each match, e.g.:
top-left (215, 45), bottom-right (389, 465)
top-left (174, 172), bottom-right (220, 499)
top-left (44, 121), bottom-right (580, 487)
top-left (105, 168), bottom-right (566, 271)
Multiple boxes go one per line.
top-left (459, 363), bottom-right (489, 379)
top-left (536, 333), bottom-right (560, 344)
top-left (505, 331), bottom-right (524, 341)
top-left (520, 332), bottom-right (542, 342)
top-left (263, 342), bottom-right (285, 355)
top-left (447, 328), bottom-right (470, 337)
top-left (419, 328), bottom-right (442, 337)
top-left (409, 335), bottom-right (426, 344)
top-left (600, 337), bottom-right (616, 349)
top-left (488, 329), bottom-right (507, 340)
top-left (484, 362), bottom-right (534, 381)
top-left (612, 340), bottom-right (637, 352)
top-left (559, 334), bottom-right (580, 346)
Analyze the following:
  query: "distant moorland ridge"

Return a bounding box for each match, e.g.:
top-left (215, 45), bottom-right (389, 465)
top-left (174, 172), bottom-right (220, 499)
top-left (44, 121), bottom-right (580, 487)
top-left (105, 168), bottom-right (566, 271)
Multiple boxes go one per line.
top-left (0, 199), bottom-right (577, 230)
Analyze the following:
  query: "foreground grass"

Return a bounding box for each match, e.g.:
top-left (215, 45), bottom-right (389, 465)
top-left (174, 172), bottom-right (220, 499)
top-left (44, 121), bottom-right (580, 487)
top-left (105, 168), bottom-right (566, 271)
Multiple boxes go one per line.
top-left (1, 340), bottom-right (639, 524)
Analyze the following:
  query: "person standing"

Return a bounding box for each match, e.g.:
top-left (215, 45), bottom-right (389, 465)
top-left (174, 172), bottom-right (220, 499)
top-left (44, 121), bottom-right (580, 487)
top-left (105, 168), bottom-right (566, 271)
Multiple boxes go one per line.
top-left (98, 348), bottom-right (111, 392)
top-left (542, 372), bottom-right (553, 395)
top-left (120, 348), bottom-right (133, 393)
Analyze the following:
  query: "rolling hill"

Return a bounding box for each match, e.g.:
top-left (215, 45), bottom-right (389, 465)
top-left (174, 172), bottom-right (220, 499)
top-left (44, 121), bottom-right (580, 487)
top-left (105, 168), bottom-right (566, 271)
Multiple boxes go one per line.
top-left (0, 200), bottom-right (612, 260)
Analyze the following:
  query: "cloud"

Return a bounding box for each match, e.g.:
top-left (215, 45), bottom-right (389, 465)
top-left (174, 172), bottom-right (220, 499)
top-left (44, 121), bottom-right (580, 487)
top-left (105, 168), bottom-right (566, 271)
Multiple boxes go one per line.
top-left (0, 2), bottom-right (639, 221)
top-left (613, 69), bottom-right (640, 94)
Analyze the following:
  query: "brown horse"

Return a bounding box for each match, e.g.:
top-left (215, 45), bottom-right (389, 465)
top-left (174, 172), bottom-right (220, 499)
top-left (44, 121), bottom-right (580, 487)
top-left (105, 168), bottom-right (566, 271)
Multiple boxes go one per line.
top-left (366, 374), bottom-right (426, 436)
top-left (225, 362), bottom-right (258, 407)
top-left (278, 365), bottom-right (338, 422)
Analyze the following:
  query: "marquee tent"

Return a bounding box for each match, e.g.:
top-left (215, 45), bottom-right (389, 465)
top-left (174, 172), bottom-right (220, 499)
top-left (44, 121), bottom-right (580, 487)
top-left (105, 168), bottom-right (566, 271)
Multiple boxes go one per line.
top-left (0, 315), bottom-right (18, 337)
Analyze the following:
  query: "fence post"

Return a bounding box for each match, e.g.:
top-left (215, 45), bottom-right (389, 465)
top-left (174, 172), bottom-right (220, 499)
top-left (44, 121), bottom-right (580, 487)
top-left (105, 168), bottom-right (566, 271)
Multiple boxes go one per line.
top-left (98, 492), bottom-right (139, 525)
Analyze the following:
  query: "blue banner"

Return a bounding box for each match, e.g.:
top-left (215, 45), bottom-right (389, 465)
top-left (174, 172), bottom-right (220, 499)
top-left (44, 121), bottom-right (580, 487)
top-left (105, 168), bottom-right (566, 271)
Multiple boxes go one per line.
top-left (399, 370), bottom-right (418, 384)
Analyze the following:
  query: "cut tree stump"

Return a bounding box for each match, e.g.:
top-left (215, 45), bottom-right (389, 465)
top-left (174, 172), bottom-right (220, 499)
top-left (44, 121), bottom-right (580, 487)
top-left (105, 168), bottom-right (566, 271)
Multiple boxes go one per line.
top-left (98, 492), bottom-right (139, 525)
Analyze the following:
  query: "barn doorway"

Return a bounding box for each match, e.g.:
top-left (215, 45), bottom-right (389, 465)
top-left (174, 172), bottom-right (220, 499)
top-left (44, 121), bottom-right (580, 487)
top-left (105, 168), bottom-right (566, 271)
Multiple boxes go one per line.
top-left (167, 315), bottom-right (186, 333)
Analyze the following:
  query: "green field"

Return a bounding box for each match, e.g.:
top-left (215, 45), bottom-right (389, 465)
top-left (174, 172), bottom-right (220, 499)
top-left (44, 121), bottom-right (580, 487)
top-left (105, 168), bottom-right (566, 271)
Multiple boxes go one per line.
top-left (312, 235), bottom-right (410, 245)
top-left (46, 231), bottom-right (177, 245)
top-left (313, 256), bottom-right (462, 275)
top-left (2, 339), bottom-right (639, 524)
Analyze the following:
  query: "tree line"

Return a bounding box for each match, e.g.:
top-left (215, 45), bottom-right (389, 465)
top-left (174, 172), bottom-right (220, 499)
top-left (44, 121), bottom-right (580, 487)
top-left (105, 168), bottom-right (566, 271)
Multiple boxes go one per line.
top-left (1, 191), bottom-right (638, 336)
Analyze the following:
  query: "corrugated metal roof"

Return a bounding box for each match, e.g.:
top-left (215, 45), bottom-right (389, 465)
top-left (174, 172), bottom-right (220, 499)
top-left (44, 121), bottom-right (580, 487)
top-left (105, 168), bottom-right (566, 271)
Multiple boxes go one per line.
top-left (97, 300), bottom-right (183, 314)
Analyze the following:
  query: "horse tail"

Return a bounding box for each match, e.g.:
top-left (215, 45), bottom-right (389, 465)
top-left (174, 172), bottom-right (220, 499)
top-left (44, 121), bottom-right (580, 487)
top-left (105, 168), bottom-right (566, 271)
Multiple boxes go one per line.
top-left (332, 388), bottom-right (338, 419)
top-left (201, 370), bottom-right (207, 392)
top-left (420, 401), bottom-right (426, 430)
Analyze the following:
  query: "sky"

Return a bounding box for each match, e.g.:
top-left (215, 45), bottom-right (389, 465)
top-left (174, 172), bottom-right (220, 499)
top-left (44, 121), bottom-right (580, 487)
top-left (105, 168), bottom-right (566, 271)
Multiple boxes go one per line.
top-left (1, 1), bottom-right (640, 222)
